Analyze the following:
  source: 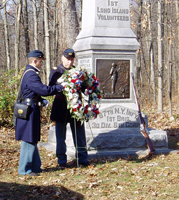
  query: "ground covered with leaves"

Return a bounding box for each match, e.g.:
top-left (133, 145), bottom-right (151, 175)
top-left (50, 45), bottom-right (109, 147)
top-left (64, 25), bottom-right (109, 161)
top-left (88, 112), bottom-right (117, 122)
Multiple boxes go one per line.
top-left (0, 108), bottom-right (179, 200)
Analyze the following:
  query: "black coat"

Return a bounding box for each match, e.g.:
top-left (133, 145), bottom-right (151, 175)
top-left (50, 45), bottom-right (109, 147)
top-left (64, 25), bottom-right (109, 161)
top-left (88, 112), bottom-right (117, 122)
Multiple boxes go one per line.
top-left (49, 64), bottom-right (72, 123)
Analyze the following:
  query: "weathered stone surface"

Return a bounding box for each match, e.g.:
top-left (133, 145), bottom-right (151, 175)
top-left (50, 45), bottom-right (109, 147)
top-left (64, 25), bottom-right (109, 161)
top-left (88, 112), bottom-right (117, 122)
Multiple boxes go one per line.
top-left (74, 0), bottom-right (139, 51)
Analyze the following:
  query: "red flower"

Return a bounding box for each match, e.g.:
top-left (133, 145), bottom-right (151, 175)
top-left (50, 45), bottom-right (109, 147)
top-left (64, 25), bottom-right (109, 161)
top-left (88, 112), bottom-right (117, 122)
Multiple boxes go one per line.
top-left (85, 105), bottom-right (89, 109)
top-left (80, 75), bottom-right (85, 80)
top-left (73, 108), bottom-right (77, 112)
top-left (78, 104), bottom-right (82, 108)
top-left (72, 89), bottom-right (76, 93)
top-left (71, 79), bottom-right (77, 83)
top-left (84, 109), bottom-right (88, 114)
top-left (97, 94), bottom-right (101, 99)
top-left (94, 110), bottom-right (99, 114)
top-left (92, 75), bottom-right (96, 79)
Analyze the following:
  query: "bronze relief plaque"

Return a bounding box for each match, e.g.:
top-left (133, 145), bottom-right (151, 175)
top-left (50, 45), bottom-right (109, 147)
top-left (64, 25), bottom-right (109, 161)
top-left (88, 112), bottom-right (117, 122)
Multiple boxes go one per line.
top-left (96, 59), bottom-right (130, 99)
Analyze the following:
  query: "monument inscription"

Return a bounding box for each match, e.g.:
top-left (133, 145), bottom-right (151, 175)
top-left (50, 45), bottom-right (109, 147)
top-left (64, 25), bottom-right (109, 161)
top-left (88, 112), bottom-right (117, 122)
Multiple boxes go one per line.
top-left (78, 58), bottom-right (92, 72)
top-left (95, 0), bottom-right (130, 27)
top-left (86, 105), bottom-right (140, 129)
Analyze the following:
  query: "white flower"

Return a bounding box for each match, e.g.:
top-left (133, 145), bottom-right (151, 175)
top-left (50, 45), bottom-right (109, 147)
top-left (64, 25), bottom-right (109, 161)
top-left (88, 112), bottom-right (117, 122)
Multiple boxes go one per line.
top-left (73, 93), bottom-right (79, 98)
top-left (68, 93), bottom-right (73, 99)
top-left (69, 82), bottom-right (74, 88)
top-left (72, 98), bottom-right (78, 105)
top-left (64, 87), bottom-right (70, 92)
top-left (72, 104), bottom-right (78, 108)
top-left (96, 104), bottom-right (100, 109)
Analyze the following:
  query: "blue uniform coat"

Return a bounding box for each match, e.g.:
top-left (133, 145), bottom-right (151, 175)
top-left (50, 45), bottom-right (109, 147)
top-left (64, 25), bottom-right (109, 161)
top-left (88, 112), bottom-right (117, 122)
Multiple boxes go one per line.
top-left (15, 65), bottom-right (64, 143)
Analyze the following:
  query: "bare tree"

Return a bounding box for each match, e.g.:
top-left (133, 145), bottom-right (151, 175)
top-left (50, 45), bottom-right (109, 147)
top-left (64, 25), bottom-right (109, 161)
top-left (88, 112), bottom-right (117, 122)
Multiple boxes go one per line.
top-left (44, 0), bottom-right (50, 84)
top-left (58, 0), bottom-right (79, 52)
top-left (147, 1), bottom-right (156, 105)
top-left (157, 0), bottom-right (163, 112)
top-left (3, 0), bottom-right (11, 72)
top-left (135, 0), bottom-right (143, 96)
top-left (23, 0), bottom-right (30, 57)
top-left (15, 0), bottom-right (22, 76)
top-left (32, 0), bottom-right (38, 50)
top-left (175, 0), bottom-right (179, 114)
top-left (52, 0), bottom-right (58, 68)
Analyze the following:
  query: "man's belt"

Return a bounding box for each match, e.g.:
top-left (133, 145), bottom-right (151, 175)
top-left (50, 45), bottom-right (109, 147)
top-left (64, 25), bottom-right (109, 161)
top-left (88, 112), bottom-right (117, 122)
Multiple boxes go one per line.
top-left (55, 94), bottom-right (66, 99)
top-left (22, 98), bottom-right (40, 106)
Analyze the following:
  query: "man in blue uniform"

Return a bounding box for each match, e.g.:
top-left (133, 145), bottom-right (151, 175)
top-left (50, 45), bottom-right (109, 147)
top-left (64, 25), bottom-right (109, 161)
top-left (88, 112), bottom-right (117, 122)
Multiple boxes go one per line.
top-left (49, 48), bottom-right (89, 168)
top-left (15, 50), bottom-right (64, 176)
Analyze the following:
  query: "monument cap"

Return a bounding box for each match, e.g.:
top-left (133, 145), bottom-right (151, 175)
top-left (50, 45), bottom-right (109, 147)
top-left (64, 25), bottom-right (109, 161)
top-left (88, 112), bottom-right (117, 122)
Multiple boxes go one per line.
top-left (27, 50), bottom-right (45, 60)
top-left (63, 48), bottom-right (75, 58)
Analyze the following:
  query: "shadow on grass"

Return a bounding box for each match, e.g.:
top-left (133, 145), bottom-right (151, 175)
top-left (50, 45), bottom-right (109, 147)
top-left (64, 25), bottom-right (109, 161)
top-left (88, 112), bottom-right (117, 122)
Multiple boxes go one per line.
top-left (42, 153), bottom-right (160, 173)
top-left (0, 181), bottom-right (84, 200)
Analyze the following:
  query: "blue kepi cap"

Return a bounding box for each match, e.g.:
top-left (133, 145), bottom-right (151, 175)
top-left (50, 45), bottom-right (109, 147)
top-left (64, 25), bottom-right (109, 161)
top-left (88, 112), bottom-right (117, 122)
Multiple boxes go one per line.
top-left (63, 48), bottom-right (75, 58)
top-left (27, 50), bottom-right (45, 59)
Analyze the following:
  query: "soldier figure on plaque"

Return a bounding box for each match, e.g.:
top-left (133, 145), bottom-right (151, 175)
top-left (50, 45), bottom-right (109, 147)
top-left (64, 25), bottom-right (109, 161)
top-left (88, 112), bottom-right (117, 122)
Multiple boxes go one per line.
top-left (110, 63), bottom-right (118, 94)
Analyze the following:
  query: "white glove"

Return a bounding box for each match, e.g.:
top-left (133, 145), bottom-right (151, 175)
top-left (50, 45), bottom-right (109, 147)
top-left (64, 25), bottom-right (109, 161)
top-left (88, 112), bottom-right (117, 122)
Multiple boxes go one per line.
top-left (61, 82), bottom-right (67, 87)
top-left (57, 77), bottom-right (64, 84)
top-left (42, 99), bottom-right (49, 108)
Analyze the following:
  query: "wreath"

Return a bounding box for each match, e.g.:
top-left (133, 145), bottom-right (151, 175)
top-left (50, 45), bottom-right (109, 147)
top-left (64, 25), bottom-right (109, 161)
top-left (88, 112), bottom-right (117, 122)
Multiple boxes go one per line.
top-left (57, 67), bottom-right (101, 122)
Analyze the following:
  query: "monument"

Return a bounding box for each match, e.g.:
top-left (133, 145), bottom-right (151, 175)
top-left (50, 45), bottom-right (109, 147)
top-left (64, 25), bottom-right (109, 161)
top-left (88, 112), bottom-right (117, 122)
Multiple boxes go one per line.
top-left (40, 0), bottom-right (169, 159)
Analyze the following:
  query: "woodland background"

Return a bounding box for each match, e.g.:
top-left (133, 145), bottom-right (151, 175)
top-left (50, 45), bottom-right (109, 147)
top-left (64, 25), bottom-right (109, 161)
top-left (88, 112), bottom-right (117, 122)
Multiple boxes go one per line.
top-left (0, 1), bottom-right (179, 199)
top-left (0, 0), bottom-right (179, 126)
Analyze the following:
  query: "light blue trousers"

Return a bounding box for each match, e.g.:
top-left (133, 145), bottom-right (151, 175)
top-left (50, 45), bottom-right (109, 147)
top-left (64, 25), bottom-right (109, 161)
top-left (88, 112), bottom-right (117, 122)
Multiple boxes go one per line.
top-left (18, 141), bottom-right (41, 175)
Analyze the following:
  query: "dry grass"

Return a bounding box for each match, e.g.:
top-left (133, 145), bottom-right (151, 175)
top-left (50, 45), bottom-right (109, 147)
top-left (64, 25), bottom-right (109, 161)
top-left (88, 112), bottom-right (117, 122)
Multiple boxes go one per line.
top-left (0, 107), bottom-right (179, 200)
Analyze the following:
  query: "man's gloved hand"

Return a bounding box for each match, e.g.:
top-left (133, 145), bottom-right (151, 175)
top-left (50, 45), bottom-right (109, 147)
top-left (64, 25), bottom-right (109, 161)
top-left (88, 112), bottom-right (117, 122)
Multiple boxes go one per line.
top-left (42, 99), bottom-right (49, 108)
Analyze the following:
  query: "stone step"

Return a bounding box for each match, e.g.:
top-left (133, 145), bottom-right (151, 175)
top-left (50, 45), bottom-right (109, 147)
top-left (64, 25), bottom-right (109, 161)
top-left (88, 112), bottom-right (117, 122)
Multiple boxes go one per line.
top-left (48, 125), bottom-right (168, 150)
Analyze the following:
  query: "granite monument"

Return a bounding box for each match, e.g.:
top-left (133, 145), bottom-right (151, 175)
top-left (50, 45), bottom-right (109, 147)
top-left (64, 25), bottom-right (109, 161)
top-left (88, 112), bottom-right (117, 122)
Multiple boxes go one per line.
top-left (40, 0), bottom-right (168, 159)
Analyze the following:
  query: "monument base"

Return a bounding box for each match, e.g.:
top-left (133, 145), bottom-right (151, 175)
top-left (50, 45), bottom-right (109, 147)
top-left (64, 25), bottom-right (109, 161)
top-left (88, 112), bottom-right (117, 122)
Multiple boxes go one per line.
top-left (39, 141), bottom-right (173, 160)
top-left (39, 103), bottom-right (169, 160)
top-left (40, 125), bottom-right (169, 161)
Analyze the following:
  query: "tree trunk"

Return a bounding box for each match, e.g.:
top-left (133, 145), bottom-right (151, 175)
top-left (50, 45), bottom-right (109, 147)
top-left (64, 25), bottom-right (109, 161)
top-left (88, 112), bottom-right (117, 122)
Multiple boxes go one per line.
top-left (58, 0), bottom-right (79, 52)
top-left (168, 33), bottom-right (172, 117)
top-left (23, 0), bottom-right (30, 59)
top-left (15, 0), bottom-right (22, 77)
top-left (3, 0), bottom-right (11, 72)
top-left (135, 0), bottom-right (143, 96)
top-left (78, 0), bottom-right (82, 30)
top-left (157, 0), bottom-right (163, 112)
top-left (175, 0), bottom-right (179, 114)
top-left (44, 0), bottom-right (50, 84)
top-left (52, 0), bottom-right (58, 68)
top-left (32, 0), bottom-right (38, 50)
top-left (148, 1), bottom-right (156, 105)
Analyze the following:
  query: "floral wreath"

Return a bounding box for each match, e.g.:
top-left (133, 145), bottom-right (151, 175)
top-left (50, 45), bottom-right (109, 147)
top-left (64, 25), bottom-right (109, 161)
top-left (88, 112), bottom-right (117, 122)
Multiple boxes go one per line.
top-left (57, 67), bottom-right (101, 122)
